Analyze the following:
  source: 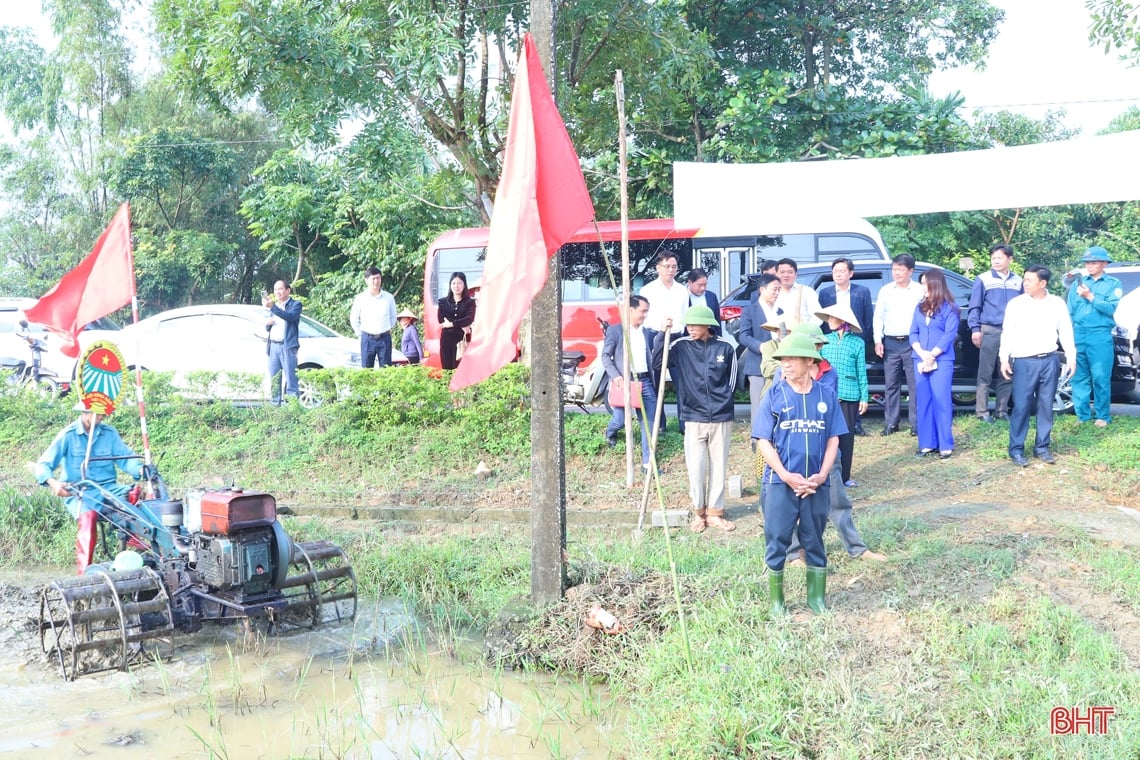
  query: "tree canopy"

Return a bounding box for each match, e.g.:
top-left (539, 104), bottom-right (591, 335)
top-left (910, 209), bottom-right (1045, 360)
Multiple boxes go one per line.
top-left (0, 0), bottom-right (1135, 320)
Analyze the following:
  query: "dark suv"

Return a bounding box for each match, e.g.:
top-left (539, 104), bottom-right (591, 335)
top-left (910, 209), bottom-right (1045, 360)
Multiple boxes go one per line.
top-left (721, 262), bottom-right (1137, 410)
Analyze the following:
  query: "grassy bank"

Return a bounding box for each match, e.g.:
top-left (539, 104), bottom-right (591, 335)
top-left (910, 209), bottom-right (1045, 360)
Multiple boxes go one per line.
top-left (2, 371), bottom-right (1139, 757)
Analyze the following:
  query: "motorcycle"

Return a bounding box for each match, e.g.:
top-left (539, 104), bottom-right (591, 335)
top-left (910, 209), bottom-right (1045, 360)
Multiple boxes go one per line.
top-left (0, 320), bottom-right (64, 399)
top-left (561, 317), bottom-right (611, 412)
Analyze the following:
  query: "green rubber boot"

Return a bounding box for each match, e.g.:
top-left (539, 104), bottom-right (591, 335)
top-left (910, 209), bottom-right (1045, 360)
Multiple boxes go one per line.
top-left (806, 566), bottom-right (828, 614)
top-left (768, 569), bottom-right (785, 617)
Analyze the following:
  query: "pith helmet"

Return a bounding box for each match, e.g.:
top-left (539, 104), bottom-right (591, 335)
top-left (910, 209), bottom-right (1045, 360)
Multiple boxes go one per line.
top-left (772, 333), bottom-right (822, 360)
top-left (683, 304), bottom-right (718, 326)
top-left (791, 322), bottom-right (827, 345)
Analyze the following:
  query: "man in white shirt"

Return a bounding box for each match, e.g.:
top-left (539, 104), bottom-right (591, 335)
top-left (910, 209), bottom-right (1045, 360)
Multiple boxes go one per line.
top-left (639, 252), bottom-right (690, 336)
top-left (350, 266), bottom-right (398, 368)
top-left (872, 254), bottom-right (924, 435)
top-left (773, 258), bottom-right (821, 326)
top-left (999, 265), bottom-right (1076, 467)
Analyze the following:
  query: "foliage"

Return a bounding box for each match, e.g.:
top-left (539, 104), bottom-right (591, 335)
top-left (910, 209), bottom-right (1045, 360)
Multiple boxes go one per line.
top-left (1087, 0), bottom-right (1140, 64)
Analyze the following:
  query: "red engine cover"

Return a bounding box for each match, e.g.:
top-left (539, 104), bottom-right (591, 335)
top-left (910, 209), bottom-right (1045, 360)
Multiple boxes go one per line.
top-left (199, 489), bottom-right (277, 535)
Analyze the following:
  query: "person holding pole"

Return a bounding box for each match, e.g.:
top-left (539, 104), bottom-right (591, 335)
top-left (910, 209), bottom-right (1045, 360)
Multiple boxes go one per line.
top-left (653, 305), bottom-right (738, 533)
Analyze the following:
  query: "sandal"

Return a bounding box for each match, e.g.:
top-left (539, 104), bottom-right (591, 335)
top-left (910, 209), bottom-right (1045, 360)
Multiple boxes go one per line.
top-left (706, 515), bottom-right (736, 532)
top-left (690, 516), bottom-right (707, 533)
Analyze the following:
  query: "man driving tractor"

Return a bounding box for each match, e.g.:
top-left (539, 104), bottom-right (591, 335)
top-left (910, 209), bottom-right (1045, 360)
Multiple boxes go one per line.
top-left (35, 402), bottom-right (141, 574)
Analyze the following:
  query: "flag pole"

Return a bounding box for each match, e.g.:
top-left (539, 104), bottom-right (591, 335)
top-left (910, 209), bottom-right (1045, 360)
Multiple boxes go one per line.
top-left (121, 204), bottom-right (155, 496)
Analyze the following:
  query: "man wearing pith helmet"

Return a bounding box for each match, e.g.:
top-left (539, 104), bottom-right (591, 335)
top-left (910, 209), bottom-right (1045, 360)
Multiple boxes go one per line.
top-left (752, 333), bottom-right (846, 616)
top-left (653, 304), bottom-right (738, 534)
top-left (1066, 245), bottom-right (1122, 426)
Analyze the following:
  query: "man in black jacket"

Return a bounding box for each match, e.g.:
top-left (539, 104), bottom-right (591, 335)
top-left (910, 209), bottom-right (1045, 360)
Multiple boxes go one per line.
top-left (655, 304), bottom-right (738, 533)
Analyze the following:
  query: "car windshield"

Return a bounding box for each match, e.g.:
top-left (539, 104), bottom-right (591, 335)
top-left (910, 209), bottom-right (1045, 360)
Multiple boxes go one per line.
top-left (298, 315), bottom-right (341, 338)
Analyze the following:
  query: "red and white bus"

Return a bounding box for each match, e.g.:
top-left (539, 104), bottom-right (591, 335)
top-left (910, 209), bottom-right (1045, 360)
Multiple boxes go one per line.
top-left (421, 217), bottom-right (890, 367)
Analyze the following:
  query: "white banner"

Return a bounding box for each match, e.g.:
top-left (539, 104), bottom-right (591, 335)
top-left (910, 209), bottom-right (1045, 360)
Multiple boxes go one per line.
top-left (674, 130), bottom-right (1140, 236)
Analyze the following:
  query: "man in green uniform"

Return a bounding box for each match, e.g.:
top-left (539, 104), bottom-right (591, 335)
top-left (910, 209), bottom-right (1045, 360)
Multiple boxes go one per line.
top-left (1066, 246), bottom-right (1122, 426)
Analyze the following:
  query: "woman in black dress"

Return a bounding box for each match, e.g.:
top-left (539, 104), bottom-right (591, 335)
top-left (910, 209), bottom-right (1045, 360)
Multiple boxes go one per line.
top-left (437, 271), bottom-right (476, 369)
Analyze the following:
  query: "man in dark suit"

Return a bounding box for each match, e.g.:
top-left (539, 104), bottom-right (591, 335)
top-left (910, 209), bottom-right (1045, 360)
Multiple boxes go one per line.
top-left (818, 257), bottom-right (873, 433)
top-left (263, 280), bottom-right (302, 404)
top-left (601, 295), bottom-right (659, 471)
top-left (685, 268), bottom-right (722, 335)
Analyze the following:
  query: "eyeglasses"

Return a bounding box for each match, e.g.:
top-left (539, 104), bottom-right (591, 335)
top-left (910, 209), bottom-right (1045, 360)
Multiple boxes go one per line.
top-left (657, 263), bottom-right (678, 270)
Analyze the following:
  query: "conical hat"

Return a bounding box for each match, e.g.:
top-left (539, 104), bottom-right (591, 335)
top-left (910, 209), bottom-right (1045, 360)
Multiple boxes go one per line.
top-left (815, 303), bottom-right (862, 333)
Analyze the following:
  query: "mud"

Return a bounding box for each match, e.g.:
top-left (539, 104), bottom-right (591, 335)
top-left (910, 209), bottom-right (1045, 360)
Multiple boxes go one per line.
top-left (0, 571), bottom-right (618, 759)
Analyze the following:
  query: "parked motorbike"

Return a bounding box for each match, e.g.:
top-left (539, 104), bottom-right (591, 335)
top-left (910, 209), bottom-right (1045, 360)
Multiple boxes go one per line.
top-left (561, 317), bottom-right (611, 412)
top-left (0, 320), bottom-right (64, 399)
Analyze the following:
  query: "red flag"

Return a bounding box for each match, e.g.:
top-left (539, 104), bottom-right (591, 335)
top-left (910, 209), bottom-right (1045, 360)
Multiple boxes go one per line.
top-left (449, 34), bottom-right (595, 390)
top-left (24, 204), bottom-right (136, 358)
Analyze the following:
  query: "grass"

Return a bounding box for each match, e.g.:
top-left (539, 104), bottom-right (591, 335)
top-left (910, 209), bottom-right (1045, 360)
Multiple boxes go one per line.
top-left (2, 378), bottom-right (1139, 757)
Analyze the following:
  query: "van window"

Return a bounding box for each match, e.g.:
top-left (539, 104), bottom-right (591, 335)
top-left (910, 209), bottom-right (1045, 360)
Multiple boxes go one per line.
top-left (818, 235), bottom-right (886, 262)
top-left (434, 247), bottom-right (485, 301)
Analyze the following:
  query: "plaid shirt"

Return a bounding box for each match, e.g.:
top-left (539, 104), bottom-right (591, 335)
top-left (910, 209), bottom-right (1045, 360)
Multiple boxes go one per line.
top-left (820, 330), bottom-right (868, 403)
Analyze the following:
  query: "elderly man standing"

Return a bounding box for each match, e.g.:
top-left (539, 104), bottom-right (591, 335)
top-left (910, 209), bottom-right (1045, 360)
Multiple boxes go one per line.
top-left (1066, 246), bottom-right (1122, 426)
top-left (350, 266), bottom-right (398, 368)
top-left (872, 254), bottom-right (923, 435)
top-left (968, 244), bottom-right (1022, 422)
top-left (1000, 265), bottom-right (1076, 467)
top-left (263, 280), bottom-right (302, 404)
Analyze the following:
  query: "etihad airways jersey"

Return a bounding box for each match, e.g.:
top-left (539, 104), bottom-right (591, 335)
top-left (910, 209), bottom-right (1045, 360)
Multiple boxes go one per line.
top-left (753, 377), bottom-right (846, 486)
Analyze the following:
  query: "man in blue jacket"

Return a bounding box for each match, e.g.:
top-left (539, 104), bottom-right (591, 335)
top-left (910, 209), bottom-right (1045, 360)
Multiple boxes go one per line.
top-left (967, 244), bottom-right (1022, 421)
top-left (654, 305), bottom-right (738, 533)
top-left (263, 280), bottom-right (302, 404)
top-left (1066, 246), bottom-right (1122, 426)
top-left (36, 405), bottom-right (142, 574)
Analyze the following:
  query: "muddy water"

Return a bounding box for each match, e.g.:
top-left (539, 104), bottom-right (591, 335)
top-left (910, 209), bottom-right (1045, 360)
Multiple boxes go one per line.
top-left (0, 571), bottom-right (621, 758)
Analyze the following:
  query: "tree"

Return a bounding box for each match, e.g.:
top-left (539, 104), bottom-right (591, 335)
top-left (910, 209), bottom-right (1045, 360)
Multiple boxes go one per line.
top-left (1087, 0), bottom-right (1140, 64)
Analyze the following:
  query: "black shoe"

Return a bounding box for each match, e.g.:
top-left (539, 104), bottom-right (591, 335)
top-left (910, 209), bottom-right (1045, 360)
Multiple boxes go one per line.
top-left (605, 435), bottom-right (617, 449)
top-left (909, 427), bottom-right (917, 436)
top-left (976, 413), bottom-right (994, 423)
top-left (1036, 450), bottom-right (1056, 464)
top-left (915, 449), bottom-right (934, 459)
top-left (939, 450), bottom-right (953, 460)
top-left (854, 421), bottom-right (867, 436)
top-left (881, 425), bottom-right (899, 436)
top-left (994, 412), bottom-right (1009, 421)
top-left (1010, 453), bottom-right (1029, 467)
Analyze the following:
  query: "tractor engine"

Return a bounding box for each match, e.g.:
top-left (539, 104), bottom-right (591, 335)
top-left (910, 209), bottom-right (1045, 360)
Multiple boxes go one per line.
top-left (187, 489), bottom-right (292, 598)
top-left (192, 528), bottom-right (278, 595)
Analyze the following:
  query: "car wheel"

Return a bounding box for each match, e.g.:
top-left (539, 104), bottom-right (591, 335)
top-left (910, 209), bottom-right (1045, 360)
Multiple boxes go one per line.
top-left (297, 376), bottom-right (324, 409)
top-left (34, 376), bottom-right (61, 400)
top-left (951, 392), bottom-right (977, 408)
top-left (1053, 373), bottom-right (1075, 415)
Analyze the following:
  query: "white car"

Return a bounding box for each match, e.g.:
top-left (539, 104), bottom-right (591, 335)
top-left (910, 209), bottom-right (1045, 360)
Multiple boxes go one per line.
top-left (1, 297), bottom-right (121, 389)
top-left (82, 304), bottom-right (404, 407)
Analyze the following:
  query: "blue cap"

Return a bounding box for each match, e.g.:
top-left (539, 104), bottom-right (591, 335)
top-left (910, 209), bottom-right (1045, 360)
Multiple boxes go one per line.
top-left (1080, 246), bottom-right (1112, 263)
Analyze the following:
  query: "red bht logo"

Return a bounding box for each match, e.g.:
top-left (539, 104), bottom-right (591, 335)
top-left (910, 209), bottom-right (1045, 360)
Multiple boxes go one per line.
top-left (1050, 706), bottom-right (1116, 735)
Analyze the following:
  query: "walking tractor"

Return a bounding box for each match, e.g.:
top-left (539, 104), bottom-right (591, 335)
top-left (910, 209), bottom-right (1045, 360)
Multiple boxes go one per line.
top-left (37, 341), bottom-right (357, 680)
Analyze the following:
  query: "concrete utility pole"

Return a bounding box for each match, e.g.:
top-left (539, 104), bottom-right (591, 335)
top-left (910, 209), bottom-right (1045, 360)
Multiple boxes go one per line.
top-left (528, 2), bottom-right (566, 606)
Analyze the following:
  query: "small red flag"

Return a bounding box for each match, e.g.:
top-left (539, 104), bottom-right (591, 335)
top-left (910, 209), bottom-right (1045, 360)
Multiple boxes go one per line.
top-left (24, 204), bottom-right (136, 358)
top-left (449, 34), bottom-right (595, 391)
